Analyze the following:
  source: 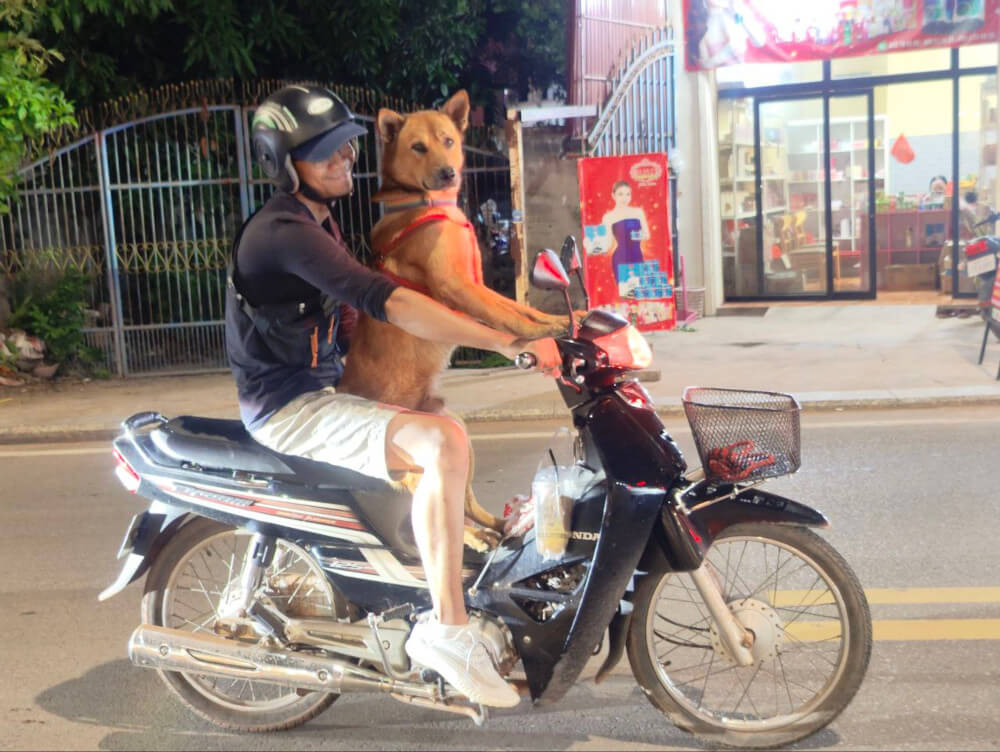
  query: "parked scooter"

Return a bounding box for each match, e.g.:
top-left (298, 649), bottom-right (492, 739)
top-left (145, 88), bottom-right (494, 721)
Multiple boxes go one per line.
top-left (102, 238), bottom-right (871, 748)
top-left (966, 211), bottom-right (1000, 306)
top-left (476, 198), bottom-right (514, 294)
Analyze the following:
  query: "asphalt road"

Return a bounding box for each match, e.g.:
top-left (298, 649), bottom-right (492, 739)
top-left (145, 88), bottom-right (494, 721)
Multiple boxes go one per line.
top-left (1, 407), bottom-right (999, 751)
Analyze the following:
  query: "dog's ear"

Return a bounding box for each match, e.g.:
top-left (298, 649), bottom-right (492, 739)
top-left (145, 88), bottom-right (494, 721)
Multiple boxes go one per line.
top-left (377, 108), bottom-right (406, 144)
top-left (440, 90), bottom-right (470, 133)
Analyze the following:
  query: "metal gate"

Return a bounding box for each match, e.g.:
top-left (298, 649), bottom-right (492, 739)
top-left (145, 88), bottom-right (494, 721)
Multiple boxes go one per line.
top-left (2, 95), bottom-right (510, 376)
top-left (585, 27), bottom-right (680, 270)
top-left (586, 26), bottom-right (677, 158)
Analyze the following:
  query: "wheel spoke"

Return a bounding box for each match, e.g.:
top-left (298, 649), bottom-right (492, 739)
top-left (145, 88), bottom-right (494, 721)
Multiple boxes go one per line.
top-left (730, 659), bottom-right (763, 717)
top-left (645, 529), bottom-right (858, 733)
top-left (161, 529), bottom-right (340, 713)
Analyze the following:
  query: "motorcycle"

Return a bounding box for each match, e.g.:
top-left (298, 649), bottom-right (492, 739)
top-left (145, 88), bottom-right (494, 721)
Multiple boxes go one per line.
top-left (475, 198), bottom-right (515, 294)
top-left (965, 211), bottom-right (1000, 305)
top-left (101, 238), bottom-right (871, 748)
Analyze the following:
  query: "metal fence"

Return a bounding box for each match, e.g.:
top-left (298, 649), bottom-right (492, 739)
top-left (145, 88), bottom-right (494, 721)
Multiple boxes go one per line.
top-left (2, 88), bottom-right (511, 376)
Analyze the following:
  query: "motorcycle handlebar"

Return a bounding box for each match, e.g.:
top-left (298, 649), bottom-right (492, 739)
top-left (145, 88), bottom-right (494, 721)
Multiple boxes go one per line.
top-left (514, 352), bottom-right (537, 370)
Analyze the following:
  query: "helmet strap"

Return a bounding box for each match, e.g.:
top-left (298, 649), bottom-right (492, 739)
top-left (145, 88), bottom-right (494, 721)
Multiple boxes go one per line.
top-left (282, 154), bottom-right (300, 194)
top-left (297, 178), bottom-right (328, 204)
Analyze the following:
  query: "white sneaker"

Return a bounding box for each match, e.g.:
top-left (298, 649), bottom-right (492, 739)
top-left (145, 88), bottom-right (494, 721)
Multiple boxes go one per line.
top-left (405, 618), bottom-right (520, 708)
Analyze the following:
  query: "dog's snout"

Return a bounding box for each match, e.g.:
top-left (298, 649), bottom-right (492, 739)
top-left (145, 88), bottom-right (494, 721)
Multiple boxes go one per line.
top-left (438, 165), bottom-right (456, 182)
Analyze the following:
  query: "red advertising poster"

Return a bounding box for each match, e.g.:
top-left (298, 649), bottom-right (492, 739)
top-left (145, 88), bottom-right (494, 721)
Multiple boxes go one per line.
top-left (577, 153), bottom-right (675, 332)
top-left (685, 0), bottom-right (1000, 71)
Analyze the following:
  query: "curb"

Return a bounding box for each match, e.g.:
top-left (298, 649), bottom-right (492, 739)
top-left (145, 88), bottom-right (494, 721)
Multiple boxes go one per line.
top-left (3, 392), bottom-right (1000, 444)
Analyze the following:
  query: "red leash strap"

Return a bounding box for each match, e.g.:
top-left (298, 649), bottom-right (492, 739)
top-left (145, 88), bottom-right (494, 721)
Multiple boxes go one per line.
top-left (377, 207), bottom-right (483, 292)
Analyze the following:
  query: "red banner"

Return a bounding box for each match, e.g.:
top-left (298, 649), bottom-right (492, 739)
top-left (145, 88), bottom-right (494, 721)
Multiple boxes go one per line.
top-left (577, 153), bottom-right (675, 332)
top-left (685, 0), bottom-right (1000, 71)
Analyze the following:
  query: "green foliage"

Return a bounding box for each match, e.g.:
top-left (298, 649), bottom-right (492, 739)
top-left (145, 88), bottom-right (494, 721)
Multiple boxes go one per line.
top-left (8, 269), bottom-right (102, 369)
top-left (30, 0), bottom-right (567, 115)
top-left (0, 0), bottom-right (77, 212)
top-left (0, 336), bottom-right (18, 368)
top-left (450, 347), bottom-right (513, 368)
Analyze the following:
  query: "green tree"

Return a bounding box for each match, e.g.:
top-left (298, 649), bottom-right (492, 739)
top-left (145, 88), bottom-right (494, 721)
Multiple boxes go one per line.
top-left (33, 0), bottom-right (567, 113)
top-left (0, 0), bottom-right (76, 212)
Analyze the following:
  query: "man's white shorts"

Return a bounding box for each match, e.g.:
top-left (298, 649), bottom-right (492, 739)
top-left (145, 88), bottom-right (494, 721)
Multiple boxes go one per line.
top-left (249, 387), bottom-right (404, 482)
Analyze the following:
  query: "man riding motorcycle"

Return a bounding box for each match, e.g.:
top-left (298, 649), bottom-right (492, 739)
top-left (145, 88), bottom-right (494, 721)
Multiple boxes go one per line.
top-left (226, 85), bottom-right (560, 707)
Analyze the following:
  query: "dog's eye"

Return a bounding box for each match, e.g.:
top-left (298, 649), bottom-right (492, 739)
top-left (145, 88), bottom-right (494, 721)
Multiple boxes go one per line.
top-left (411, 142), bottom-right (428, 154)
top-left (443, 137), bottom-right (455, 148)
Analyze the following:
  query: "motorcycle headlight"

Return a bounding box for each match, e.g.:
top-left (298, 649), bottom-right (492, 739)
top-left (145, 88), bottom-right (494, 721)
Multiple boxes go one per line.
top-left (595, 325), bottom-right (652, 370)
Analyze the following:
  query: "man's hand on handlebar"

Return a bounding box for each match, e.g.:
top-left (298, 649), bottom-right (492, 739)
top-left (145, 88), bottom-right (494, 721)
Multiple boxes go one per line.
top-left (509, 338), bottom-right (561, 377)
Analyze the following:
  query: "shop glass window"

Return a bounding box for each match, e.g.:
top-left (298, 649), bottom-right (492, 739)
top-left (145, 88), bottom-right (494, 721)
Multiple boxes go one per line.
top-left (760, 97), bottom-right (827, 297)
top-left (952, 74), bottom-right (997, 296)
top-left (832, 48), bottom-right (950, 79)
top-left (718, 98), bottom-right (758, 298)
top-left (717, 61), bottom-right (823, 90)
top-left (872, 80), bottom-right (954, 293)
top-left (960, 43), bottom-right (998, 69)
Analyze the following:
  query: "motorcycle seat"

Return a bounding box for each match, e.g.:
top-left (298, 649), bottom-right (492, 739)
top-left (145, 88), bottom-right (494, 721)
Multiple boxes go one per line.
top-left (150, 416), bottom-right (394, 492)
top-left (151, 416), bottom-right (295, 475)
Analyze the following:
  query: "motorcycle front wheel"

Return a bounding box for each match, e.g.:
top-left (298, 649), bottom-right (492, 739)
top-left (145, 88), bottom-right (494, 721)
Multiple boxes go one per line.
top-left (627, 523), bottom-right (872, 749)
top-left (140, 518), bottom-right (345, 731)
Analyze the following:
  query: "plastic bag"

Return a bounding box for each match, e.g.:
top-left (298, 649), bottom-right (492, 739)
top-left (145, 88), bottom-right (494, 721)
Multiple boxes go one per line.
top-left (532, 427), bottom-right (597, 559)
top-left (890, 133), bottom-right (915, 164)
top-left (503, 494), bottom-right (535, 537)
top-left (532, 464), bottom-right (571, 559)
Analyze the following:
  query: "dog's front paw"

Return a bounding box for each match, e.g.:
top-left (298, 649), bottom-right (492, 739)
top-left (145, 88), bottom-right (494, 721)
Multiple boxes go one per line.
top-left (463, 524), bottom-right (501, 552)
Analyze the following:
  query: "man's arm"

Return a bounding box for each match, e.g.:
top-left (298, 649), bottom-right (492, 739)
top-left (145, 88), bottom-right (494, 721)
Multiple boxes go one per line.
top-left (384, 287), bottom-right (560, 371)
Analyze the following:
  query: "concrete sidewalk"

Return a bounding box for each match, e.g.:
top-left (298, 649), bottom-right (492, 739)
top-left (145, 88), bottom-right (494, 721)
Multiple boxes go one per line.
top-left (1, 304), bottom-right (999, 443)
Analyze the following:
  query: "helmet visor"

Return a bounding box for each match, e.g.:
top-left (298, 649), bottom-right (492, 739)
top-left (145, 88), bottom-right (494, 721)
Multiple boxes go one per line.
top-left (290, 121), bottom-right (368, 163)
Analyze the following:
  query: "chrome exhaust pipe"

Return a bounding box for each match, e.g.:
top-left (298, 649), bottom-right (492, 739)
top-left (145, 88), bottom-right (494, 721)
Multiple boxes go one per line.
top-left (129, 624), bottom-right (428, 696)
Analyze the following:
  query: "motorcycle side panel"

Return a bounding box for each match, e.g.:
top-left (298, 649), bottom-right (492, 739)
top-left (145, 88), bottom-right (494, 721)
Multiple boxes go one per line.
top-left (582, 395), bottom-right (687, 485)
top-left (483, 393), bottom-right (683, 704)
top-left (536, 482), bottom-right (664, 705)
top-left (464, 481), bottom-right (608, 698)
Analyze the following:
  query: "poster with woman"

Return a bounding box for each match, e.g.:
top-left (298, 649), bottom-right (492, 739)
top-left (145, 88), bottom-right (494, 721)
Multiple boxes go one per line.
top-left (577, 153), bottom-right (675, 331)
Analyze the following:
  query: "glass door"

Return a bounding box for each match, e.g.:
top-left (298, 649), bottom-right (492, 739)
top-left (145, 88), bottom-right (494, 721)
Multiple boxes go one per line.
top-left (829, 91), bottom-right (877, 296)
top-left (757, 96), bottom-right (828, 297)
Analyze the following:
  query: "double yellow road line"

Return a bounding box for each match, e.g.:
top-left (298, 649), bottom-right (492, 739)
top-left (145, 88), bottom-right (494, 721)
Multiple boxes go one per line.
top-left (780, 586), bottom-right (1000, 641)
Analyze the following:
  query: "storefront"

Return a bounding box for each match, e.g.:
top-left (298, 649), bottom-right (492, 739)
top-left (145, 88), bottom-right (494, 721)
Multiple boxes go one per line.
top-left (715, 45), bottom-right (997, 301)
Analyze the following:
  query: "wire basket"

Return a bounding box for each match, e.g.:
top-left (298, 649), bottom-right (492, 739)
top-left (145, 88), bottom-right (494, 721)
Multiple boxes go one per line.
top-left (678, 287), bottom-right (705, 320)
top-left (682, 387), bottom-right (801, 483)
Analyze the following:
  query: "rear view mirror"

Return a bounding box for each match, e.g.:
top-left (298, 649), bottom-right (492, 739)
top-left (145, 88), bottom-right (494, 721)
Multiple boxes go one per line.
top-left (531, 249), bottom-right (571, 291)
top-left (561, 235), bottom-right (582, 272)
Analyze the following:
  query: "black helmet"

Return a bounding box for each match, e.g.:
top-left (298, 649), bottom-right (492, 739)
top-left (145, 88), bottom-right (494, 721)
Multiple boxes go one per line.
top-left (251, 85), bottom-right (367, 193)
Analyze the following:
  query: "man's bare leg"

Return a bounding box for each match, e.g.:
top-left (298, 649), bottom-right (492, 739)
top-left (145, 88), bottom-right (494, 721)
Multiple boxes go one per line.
top-left (386, 411), bottom-right (521, 707)
top-left (385, 412), bottom-right (470, 625)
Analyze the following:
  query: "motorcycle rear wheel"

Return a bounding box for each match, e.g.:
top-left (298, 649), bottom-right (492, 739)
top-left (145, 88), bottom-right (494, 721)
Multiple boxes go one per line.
top-left (627, 523), bottom-right (872, 749)
top-left (141, 518), bottom-right (342, 731)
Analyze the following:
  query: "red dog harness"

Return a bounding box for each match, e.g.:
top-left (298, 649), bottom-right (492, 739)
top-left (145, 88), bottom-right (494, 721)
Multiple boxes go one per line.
top-left (376, 203), bottom-right (483, 294)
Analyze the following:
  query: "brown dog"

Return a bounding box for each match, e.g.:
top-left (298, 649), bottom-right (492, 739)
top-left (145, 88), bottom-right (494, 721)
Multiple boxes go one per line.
top-left (338, 90), bottom-right (567, 550)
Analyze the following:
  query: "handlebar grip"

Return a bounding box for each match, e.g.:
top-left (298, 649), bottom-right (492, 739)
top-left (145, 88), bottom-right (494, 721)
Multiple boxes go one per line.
top-left (515, 352), bottom-right (537, 370)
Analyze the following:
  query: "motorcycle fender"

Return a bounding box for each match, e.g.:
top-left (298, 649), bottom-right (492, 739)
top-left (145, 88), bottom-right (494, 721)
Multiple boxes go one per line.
top-left (688, 488), bottom-right (830, 541)
top-left (98, 500), bottom-right (187, 602)
top-left (636, 488), bottom-right (829, 578)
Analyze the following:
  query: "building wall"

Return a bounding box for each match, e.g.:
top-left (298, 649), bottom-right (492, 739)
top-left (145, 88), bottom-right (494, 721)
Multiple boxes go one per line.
top-left (672, 0), bottom-right (723, 313)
